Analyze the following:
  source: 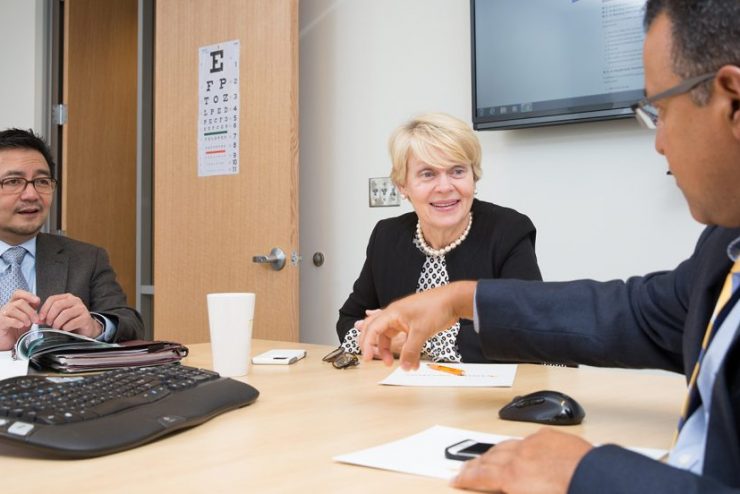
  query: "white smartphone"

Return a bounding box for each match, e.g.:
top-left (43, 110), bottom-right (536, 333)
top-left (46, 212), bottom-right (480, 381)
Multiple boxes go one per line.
top-left (251, 349), bottom-right (307, 365)
top-left (444, 439), bottom-right (495, 461)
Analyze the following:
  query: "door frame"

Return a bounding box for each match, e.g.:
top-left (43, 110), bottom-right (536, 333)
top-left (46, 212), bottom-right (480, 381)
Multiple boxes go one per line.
top-left (47, 0), bottom-right (154, 338)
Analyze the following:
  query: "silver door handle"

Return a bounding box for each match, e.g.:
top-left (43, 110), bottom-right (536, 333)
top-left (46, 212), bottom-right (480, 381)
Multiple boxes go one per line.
top-left (252, 247), bottom-right (286, 271)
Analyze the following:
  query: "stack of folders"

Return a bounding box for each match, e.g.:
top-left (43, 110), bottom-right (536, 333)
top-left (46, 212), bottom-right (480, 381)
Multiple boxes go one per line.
top-left (12, 328), bottom-right (189, 373)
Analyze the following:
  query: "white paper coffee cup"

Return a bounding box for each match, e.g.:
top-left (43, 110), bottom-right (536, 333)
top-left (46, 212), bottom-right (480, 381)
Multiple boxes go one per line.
top-left (207, 292), bottom-right (255, 377)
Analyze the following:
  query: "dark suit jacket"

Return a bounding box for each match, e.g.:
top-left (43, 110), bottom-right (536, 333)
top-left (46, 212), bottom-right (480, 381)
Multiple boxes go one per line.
top-left (475, 226), bottom-right (740, 493)
top-left (35, 233), bottom-right (144, 342)
top-left (337, 199), bottom-right (542, 362)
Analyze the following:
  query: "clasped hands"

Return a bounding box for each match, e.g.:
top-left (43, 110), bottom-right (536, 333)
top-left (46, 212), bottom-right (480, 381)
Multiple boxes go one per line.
top-left (0, 289), bottom-right (102, 351)
top-left (357, 281), bottom-right (593, 494)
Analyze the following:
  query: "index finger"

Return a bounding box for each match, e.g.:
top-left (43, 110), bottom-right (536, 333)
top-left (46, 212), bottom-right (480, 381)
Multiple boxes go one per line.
top-left (9, 290), bottom-right (40, 308)
top-left (39, 293), bottom-right (77, 318)
top-left (357, 310), bottom-right (378, 349)
top-left (451, 456), bottom-right (502, 492)
top-left (360, 312), bottom-right (400, 364)
top-left (38, 293), bottom-right (64, 313)
top-left (355, 308), bottom-right (381, 332)
top-left (376, 332), bottom-right (394, 365)
top-left (398, 322), bottom-right (426, 371)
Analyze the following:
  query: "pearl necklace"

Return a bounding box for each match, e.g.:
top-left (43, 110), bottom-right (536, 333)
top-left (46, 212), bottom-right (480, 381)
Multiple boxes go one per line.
top-left (415, 212), bottom-right (473, 257)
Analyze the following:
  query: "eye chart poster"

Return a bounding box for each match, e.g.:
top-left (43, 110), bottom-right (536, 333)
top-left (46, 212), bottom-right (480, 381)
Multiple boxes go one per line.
top-left (198, 40), bottom-right (240, 177)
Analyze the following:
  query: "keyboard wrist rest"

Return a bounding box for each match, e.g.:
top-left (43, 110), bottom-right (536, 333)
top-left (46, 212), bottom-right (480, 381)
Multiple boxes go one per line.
top-left (0, 377), bottom-right (259, 458)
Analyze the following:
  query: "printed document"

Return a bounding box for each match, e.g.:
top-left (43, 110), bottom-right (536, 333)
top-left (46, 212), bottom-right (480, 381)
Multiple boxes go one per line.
top-left (334, 425), bottom-right (668, 481)
top-left (379, 363), bottom-right (517, 387)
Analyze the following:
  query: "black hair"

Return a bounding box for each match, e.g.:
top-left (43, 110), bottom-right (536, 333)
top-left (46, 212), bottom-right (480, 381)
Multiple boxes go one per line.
top-left (644, 0), bottom-right (740, 103)
top-left (0, 128), bottom-right (56, 176)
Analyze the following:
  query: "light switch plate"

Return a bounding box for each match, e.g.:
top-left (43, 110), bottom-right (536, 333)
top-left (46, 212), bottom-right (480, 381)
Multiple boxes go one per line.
top-left (368, 177), bottom-right (400, 207)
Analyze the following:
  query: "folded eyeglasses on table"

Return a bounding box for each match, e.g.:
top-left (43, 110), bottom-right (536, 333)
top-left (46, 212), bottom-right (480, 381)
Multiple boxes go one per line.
top-left (322, 347), bottom-right (359, 369)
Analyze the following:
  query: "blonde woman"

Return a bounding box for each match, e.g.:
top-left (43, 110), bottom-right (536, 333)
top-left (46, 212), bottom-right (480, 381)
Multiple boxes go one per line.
top-left (337, 113), bottom-right (541, 362)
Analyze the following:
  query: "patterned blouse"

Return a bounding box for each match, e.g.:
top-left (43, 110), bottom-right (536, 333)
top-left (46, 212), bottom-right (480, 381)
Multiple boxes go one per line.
top-left (340, 236), bottom-right (462, 362)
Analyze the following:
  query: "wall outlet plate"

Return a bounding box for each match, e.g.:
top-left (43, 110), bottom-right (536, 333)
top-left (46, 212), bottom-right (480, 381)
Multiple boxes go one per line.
top-left (368, 177), bottom-right (400, 207)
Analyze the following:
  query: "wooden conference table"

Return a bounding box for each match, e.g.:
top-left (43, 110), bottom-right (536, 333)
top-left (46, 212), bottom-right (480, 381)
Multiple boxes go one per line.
top-left (2, 339), bottom-right (685, 493)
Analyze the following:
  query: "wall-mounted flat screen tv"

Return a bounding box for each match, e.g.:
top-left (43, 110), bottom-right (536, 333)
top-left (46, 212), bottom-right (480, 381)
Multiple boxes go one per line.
top-left (471, 0), bottom-right (647, 130)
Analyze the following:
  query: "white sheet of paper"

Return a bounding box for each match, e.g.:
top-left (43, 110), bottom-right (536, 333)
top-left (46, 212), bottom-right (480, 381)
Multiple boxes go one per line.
top-left (334, 425), bottom-right (668, 481)
top-left (0, 351), bottom-right (28, 380)
top-left (379, 363), bottom-right (517, 387)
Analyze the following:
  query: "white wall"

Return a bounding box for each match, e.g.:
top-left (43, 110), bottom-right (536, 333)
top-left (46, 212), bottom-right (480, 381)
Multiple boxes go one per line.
top-left (3, 0), bottom-right (704, 347)
top-left (299, 0), bottom-right (704, 345)
top-left (0, 0), bottom-right (46, 132)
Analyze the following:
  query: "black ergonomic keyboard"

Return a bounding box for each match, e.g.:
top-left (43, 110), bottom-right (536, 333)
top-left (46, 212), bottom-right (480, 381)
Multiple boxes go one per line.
top-left (0, 364), bottom-right (259, 458)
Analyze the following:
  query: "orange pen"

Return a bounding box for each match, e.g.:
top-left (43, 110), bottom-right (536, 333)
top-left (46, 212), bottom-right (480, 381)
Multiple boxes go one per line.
top-left (427, 363), bottom-right (465, 376)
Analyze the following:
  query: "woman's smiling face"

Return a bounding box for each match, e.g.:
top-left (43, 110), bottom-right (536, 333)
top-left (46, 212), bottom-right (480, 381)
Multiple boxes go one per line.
top-left (398, 152), bottom-right (475, 243)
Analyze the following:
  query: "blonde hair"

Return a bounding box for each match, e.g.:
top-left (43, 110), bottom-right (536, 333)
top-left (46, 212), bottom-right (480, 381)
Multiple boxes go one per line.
top-left (388, 112), bottom-right (482, 187)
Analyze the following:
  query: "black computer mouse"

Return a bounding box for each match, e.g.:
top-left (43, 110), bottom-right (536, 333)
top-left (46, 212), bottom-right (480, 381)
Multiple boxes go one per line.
top-left (498, 390), bottom-right (585, 425)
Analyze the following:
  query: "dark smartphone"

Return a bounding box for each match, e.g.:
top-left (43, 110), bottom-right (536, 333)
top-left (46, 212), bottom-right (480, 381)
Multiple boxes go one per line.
top-left (444, 439), bottom-right (495, 461)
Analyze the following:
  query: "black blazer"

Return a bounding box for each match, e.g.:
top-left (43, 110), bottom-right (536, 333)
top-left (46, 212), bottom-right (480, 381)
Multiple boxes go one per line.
top-left (36, 233), bottom-right (144, 342)
top-left (475, 226), bottom-right (740, 492)
top-left (337, 199), bottom-right (542, 362)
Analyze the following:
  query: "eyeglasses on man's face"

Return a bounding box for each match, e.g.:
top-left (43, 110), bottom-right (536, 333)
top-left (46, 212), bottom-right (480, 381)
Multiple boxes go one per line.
top-left (631, 72), bottom-right (716, 130)
top-left (0, 177), bottom-right (57, 195)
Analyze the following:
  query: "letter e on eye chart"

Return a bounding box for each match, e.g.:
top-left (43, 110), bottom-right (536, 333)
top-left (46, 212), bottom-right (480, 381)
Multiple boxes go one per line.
top-left (198, 39), bottom-right (240, 177)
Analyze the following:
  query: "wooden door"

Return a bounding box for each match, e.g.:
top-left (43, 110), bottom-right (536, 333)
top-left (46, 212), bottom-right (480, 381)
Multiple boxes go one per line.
top-left (62, 0), bottom-right (138, 304)
top-left (154, 0), bottom-right (299, 343)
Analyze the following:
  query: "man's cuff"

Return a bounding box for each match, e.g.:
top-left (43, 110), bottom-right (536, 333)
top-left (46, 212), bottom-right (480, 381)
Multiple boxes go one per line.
top-left (91, 312), bottom-right (117, 342)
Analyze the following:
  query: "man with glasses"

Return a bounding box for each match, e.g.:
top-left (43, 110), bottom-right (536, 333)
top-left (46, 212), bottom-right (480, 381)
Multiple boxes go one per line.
top-left (0, 128), bottom-right (143, 350)
top-left (360, 0), bottom-right (740, 492)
